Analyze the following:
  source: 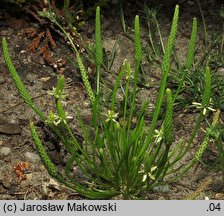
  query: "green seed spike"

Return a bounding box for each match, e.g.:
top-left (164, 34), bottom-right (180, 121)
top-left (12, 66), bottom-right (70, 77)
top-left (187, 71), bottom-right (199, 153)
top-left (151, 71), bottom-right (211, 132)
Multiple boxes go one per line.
top-left (76, 52), bottom-right (95, 105)
top-left (2, 37), bottom-right (32, 105)
top-left (55, 75), bottom-right (65, 99)
top-left (95, 6), bottom-right (103, 95)
top-left (185, 18), bottom-right (197, 69)
top-left (95, 6), bottom-right (103, 66)
top-left (194, 137), bottom-right (209, 161)
top-left (173, 17), bottom-right (197, 102)
top-left (162, 5), bottom-right (179, 74)
top-left (202, 66), bottom-right (211, 107)
top-left (134, 15), bottom-right (142, 64)
top-left (139, 5), bottom-right (179, 157)
top-left (164, 89), bottom-right (173, 146)
top-left (30, 122), bottom-right (59, 177)
top-left (56, 100), bottom-right (66, 121)
top-left (2, 37), bottom-right (46, 121)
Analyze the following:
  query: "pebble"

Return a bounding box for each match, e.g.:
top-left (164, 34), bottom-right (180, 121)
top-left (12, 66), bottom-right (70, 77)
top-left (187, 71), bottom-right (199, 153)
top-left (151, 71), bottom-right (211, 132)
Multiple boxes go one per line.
top-left (2, 180), bottom-right (11, 189)
top-left (153, 185), bottom-right (170, 193)
top-left (39, 165), bottom-right (46, 171)
top-left (0, 147), bottom-right (11, 157)
top-left (217, 68), bottom-right (224, 76)
top-left (24, 152), bottom-right (41, 163)
top-left (0, 30), bottom-right (8, 36)
top-left (215, 193), bottom-right (224, 200)
top-left (0, 123), bottom-right (22, 135)
top-left (26, 173), bottom-right (33, 182)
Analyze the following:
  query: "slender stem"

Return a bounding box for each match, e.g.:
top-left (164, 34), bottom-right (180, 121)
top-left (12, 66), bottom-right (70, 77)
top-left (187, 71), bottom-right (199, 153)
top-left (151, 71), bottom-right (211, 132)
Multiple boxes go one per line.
top-left (120, 0), bottom-right (127, 34)
top-left (197, 0), bottom-right (207, 49)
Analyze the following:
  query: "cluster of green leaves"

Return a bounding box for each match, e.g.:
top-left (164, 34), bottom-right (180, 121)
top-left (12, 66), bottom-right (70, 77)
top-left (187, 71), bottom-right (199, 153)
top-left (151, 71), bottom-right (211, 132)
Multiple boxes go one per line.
top-left (2, 5), bottom-right (214, 199)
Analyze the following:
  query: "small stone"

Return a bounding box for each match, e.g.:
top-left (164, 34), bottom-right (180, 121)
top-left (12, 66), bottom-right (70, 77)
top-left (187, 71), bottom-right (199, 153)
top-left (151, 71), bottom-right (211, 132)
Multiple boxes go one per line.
top-left (0, 147), bottom-right (11, 157)
top-left (153, 185), bottom-right (170, 193)
top-left (0, 30), bottom-right (8, 36)
top-left (48, 178), bottom-right (60, 191)
top-left (24, 152), bottom-right (41, 163)
top-left (0, 123), bottom-right (22, 135)
top-left (215, 193), bottom-right (224, 200)
top-left (82, 101), bottom-right (90, 108)
top-left (2, 180), bottom-right (11, 189)
top-left (217, 68), bottom-right (224, 76)
top-left (39, 165), bottom-right (46, 171)
top-left (26, 173), bottom-right (33, 182)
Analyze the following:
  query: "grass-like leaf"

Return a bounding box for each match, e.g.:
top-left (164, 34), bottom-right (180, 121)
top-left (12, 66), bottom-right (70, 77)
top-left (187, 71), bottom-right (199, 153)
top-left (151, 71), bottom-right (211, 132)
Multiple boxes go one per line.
top-left (202, 66), bottom-right (211, 107)
top-left (164, 89), bottom-right (173, 146)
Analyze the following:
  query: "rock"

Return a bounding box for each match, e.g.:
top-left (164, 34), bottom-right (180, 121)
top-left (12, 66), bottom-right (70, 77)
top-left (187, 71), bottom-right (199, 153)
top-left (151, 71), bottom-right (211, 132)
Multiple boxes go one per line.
top-left (2, 180), bottom-right (11, 189)
top-left (215, 193), bottom-right (224, 200)
top-left (42, 76), bottom-right (57, 90)
top-left (0, 147), bottom-right (11, 157)
top-left (153, 185), bottom-right (170, 193)
top-left (24, 152), bottom-right (41, 163)
top-left (25, 173), bottom-right (33, 182)
top-left (217, 67), bottom-right (224, 76)
top-left (0, 123), bottom-right (22, 135)
top-left (39, 165), bottom-right (46, 171)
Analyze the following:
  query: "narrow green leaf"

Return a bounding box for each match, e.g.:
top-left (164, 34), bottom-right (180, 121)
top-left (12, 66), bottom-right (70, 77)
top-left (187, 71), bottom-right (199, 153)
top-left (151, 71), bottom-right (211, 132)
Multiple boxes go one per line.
top-left (164, 89), bottom-right (173, 146)
top-left (202, 66), bottom-right (211, 107)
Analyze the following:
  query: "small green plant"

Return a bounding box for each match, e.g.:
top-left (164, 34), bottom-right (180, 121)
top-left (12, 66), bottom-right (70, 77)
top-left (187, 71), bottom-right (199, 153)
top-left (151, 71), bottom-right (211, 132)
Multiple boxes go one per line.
top-left (204, 110), bottom-right (224, 186)
top-left (144, 3), bottom-right (224, 114)
top-left (2, 5), bottom-right (213, 199)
